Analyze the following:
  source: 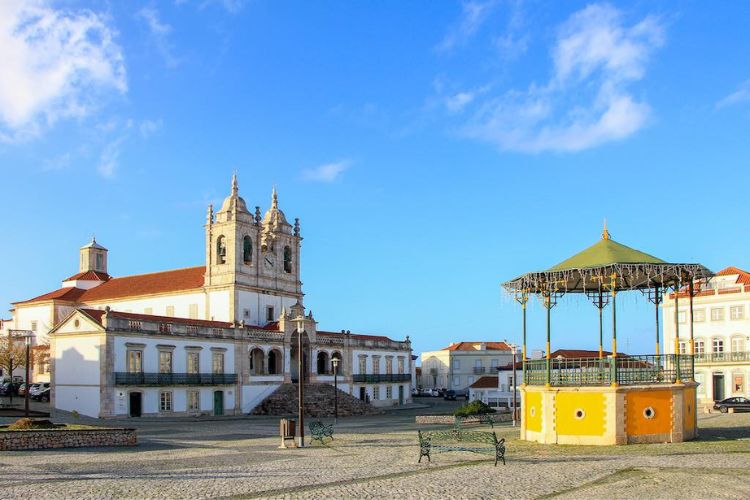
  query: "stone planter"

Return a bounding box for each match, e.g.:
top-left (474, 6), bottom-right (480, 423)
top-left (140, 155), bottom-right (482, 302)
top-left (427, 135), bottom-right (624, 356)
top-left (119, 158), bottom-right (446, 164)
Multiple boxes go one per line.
top-left (0, 427), bottom-right (137, 451)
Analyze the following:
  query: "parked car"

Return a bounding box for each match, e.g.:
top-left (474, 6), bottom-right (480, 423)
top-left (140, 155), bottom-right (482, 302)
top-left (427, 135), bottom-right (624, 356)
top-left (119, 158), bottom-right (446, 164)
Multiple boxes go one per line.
top-left (714, 397), bottom-right (750, 413)
top-left (443, 390), bottom-right (457, 401)
top-left (0, 382), bottom-right (20, 396)
top-left (32, 387), bottom-right (50, 402)
top-left (428, 388), bottom-right (440, 397)
top-left (30, 383), bottom-right (49, 397)
top-left (16, 383), bottom-right (27, 397)
top-left (27, 384), bottom-right (41, 396)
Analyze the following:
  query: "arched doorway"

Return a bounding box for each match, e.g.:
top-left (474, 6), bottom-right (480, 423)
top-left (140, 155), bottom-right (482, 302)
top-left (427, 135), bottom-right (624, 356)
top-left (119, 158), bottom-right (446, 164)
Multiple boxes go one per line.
top-left (267, 349), bottom-right (281, 375)
top-left (317, 351), bottom-right (330, 375)
top-left (249, 348), bottom-right (265, 375)
top-left (290, 330), bottom-right (310, 383)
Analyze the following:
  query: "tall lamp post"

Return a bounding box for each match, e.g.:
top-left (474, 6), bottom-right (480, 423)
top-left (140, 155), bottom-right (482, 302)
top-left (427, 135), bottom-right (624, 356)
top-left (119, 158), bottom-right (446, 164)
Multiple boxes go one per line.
top-left (510, 344), bottom-right (518, 427)
top-left (332, 356), bottom-right (339, 422)
top-left (295, 316), bottom-right (305, 448)
top-left (9, 330), bottom-right (34, 417)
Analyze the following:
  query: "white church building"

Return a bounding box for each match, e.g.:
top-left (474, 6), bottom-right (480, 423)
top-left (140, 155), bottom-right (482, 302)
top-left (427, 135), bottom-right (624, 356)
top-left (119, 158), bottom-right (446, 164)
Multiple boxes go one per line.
top-left (6, 176), bottom-right (413, 418)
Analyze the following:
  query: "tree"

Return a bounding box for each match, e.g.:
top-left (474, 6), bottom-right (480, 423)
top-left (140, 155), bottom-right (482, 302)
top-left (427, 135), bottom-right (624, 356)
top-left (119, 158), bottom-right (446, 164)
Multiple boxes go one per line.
top-left (0, 336), bottom-right (28, 380)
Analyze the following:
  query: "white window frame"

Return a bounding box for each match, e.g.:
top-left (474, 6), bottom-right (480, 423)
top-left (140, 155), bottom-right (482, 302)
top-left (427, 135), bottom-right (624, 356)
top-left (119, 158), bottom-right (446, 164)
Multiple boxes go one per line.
top-left (711, 308), bottom-right (725, 321)
top-left (712, 338), bottom-right (724, 353)
top-left (187, 351), bottom-right (200, 374)
top-left (730, 306), bottom-right (745, 321)
top-left (373, 386), bottom-right (380, 401)
top-left (159, 351), bottom-right (173, 374)
top-left (693, 308), bottom-right (706, 323)
top-left (386, 386), bottom-right (393, 399)
top-left (188, 390), bottom-right (200, 411)
top-left (159, 391), bottom-right (173, 412)
top-left (677, 311), bottom-right (687, 324)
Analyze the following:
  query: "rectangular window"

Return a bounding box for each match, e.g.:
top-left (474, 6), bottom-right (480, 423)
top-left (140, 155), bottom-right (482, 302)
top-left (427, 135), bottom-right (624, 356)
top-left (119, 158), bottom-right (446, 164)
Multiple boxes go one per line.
top-left (452, 377), bottom-right (460, 387)
top-left (30, 321), bottom-right (37, 332)
top-left (359, 357), bottom-right (366, 374)
top-left (696, 373), bottom-right (705, 395)
top-left (734, 374), bottom-right (744, 394)
top-left (188, 390), bottom-right (200, 411)
top-left (693, 309), bottom-right (706, 323)
top-left (452, 359), bottom-right (461, 370)
top-left (127, 351), bottom-right (142, 373)
top-left (144, 307), bottom-right (153, 315)
top-left (475, 359), bottom-right (482, 368)
top-left (677, 311), bottom-right (687, 324)
top-left (385, 358), bottom-right (393, 375)
top-left (96, 253), bottom-right (104, 270)
top-left (189, 304), bottom-right (199, 319)
top-left (159, 391), bottom-right (173, 412)
top-left (711, 308), bottom-right (725, 321)
top-left (467, 376), bottom-right (474, 385)
top-left (372, 357), bottom-right (380, 374)
top-left (373, 386), bottom-right (380, 400)
top-left (166, 305), bottom-right (175, 317)
top-left (159, 351), bottom-right (172, 374)
top-left (187, 352), bottom-right (200, 374)
top-left (397, 357), bottom-right (405, 374)
top-left (695, 340), bottom-right (705, 355)
top-left (491, 359), bottom-right (499, 368)
top-left (713, 338), bottom-right (724, 353)
top-left (731, 337), bottom-right (745, 354)
top-left (212, 352), bottom-right (224, 374)
top-left (266, 306), bottom-right (275, 322)
top-left (730, 306), bottom-right (744, 320)
top-left (386, 386), bottom-right (393, 399)
top-left (243, 308), bottom-right (250, 319)
top-left (678, 342), bottom-right (687, 355)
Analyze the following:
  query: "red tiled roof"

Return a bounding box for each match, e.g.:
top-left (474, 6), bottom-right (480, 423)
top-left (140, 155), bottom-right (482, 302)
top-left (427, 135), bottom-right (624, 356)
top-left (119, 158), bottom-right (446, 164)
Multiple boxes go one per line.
top-left (14, 286), bottom-right (88, 305)
top-left (79, 308), bottom-right (233, 329)
top-left (79, 266), bottom-right (205, 302)
top-left (317, 331), bottom-right (395, 342)
top-left (63, 271), bottom-right (111, 282)
top-left (17, 266), bottom-right (206, 305)
top-left (470, 376), bottom-right (498, 389)
top-left (716, 266), bottom-right (750, 285)
top-left (443, 342), bottom-right (511, 351)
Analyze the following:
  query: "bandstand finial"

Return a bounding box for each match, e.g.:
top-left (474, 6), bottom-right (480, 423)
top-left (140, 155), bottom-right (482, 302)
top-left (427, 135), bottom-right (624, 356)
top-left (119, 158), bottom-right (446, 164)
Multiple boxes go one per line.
top-left (602, 218), bottom-right (610, 240)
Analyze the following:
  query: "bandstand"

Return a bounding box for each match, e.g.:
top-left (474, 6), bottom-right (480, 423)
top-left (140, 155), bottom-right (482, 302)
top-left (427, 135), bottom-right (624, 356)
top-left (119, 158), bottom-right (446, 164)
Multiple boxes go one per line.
top-left (503, 226), bottom-right (712, 445)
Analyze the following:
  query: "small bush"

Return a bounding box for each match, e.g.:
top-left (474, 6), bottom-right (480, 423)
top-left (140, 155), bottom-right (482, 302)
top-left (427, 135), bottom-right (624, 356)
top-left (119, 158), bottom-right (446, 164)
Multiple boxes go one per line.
top-left (453, 400), bottom-right (496, 417)
top-left (71, 410), bottom-right (80, 419)
top-left (8, 418), bottom-right (34, 430)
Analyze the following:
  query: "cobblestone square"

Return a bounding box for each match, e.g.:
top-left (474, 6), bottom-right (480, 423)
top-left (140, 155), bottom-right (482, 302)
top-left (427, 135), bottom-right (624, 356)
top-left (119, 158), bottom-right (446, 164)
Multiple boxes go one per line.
top-left (1, 402), bottom-right (749, 499)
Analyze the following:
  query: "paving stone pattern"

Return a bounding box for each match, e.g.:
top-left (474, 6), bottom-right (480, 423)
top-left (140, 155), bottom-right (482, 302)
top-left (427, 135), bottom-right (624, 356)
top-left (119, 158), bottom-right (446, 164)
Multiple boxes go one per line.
top-left (0, 408), bottom-right (749, 498)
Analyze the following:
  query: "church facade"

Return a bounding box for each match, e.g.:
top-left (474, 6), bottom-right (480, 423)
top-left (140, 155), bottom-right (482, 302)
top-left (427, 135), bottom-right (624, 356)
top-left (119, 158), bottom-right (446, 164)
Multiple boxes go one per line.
top-left (7, 176), bottom-right (413, 417)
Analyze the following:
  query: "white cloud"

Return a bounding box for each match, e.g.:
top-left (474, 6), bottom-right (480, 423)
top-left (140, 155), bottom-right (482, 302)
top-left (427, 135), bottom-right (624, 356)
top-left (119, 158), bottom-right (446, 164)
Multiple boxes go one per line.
top-left (140, 119), bottom-right (163, 138)
top-left (463, 4), bottom-right (664, 153)
top-left (137, 7), bottom-right (180, 68)
top-left (98, 137), bottom-right (125, 178)
top-left (716, 80), bottom-right (750, 109)
top-left (301, 160), bottom-right (351, 183)
top-left (437, 1), bottom-right (498, 53)
top-left (0, 0), bottom-right (126, 142)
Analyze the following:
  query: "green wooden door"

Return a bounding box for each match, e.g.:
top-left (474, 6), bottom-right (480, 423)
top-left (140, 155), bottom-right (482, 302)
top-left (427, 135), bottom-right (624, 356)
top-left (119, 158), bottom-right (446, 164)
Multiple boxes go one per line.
top-left (213, 391), bottom-right (223, 416)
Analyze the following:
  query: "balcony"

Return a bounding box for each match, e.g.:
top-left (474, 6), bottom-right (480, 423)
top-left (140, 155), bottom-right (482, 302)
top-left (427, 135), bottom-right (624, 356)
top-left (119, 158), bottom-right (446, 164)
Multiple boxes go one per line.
top-left (695, 351), bottom-right (750, 364)
top-left (114, 372), bottom-right (238, 386)
top-left (352, 374), bottom-right (411, 383)
top-left (473, 366), bottom-right (486, 375)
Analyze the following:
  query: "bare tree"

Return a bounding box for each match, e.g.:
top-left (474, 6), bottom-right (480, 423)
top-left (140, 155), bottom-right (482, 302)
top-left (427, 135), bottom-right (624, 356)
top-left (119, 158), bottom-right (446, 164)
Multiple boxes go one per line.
top-left (0, 337), bottom-right (28, 379)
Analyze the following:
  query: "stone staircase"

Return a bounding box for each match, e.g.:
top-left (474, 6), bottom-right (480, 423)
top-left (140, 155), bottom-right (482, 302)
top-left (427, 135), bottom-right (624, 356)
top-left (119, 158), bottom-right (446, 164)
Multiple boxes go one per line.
top-left (251, 383), bottom-right (382, 417)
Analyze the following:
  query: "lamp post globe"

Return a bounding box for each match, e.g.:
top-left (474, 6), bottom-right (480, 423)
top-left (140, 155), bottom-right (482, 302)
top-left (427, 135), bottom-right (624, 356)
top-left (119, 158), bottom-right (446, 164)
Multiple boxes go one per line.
top-left (332, 357), bottom-right (339, 421)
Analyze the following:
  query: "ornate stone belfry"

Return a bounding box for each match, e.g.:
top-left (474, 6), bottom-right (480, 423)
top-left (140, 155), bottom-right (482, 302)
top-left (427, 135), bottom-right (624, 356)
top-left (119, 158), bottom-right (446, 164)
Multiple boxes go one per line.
top-left (258, 187), bottom-right (303, 297)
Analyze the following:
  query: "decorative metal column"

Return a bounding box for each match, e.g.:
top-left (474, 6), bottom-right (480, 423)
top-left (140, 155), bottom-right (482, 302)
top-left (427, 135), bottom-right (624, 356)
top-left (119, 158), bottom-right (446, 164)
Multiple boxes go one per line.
top-left (688, 274), bottom-right (695, 379)
top-left (296, 319), bottom-right (305, 448)
top-left (514, 290), bottom-right (529, 384)
top-left (332, 357), bottom-right (339, 422)
top-left (544, 292), bottom-right (552, 387)
top-left (610, 273), bottom-right (618, 386)
top-left (674, 278), bottom-right (681, 384)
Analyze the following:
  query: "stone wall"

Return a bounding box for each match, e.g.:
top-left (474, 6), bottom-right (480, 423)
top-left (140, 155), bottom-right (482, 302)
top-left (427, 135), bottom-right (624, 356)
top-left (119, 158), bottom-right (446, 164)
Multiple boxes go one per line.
top-left (0, 428), bottom-right (137, 451)
top-left (415, 413), bottom-right (511, 425)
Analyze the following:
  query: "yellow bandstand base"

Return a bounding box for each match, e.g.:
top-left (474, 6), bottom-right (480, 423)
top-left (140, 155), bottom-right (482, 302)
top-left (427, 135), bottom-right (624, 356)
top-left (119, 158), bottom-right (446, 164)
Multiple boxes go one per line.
top-left (521, 383), bottom-right (698, 445)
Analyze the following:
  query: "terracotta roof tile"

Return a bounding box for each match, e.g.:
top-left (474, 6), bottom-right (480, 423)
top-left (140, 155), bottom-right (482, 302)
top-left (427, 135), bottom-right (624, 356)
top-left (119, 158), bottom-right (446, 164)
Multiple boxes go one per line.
top-left (716, 266), bottom-right (750, 285)
top-left (78, 266), bottom-right (205, 302)
top-left (79, 308), bottom-right (233, 329)
top-left (62, 271), bottom-right (111, 282)
top-left (443, 342), bottom-right (511, 351)
top-left (14, 287), bottom-right (88, 305)
top-left (470, 376), bottom-right (499, 389)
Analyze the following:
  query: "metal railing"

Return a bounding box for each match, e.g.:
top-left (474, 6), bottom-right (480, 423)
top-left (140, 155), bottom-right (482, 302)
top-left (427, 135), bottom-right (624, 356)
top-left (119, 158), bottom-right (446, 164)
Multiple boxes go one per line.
top-left (114, 372), bottom-right (238, 386)
top-left (352, 374), bottom-right (411, 383)
top-left (695, 351), bottom-right (750, 363)
top-left (473, 367), bottom-right (486, 374)
top-left (523, 354), bottom-right (694, 386)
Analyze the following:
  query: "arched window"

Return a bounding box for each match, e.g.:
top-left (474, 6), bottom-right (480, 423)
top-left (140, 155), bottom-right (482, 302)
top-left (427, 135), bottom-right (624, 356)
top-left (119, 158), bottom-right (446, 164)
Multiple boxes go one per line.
top-left (216, 236), bottom-right (227, 264)
top-left (243, 236), bottom-right (252, 264)
top-left (317, 351), bottom-right (330, 375)
top-left (268, 350), bottom-right (279, 375)
top-left (283, 245), bottom-right (292, 273)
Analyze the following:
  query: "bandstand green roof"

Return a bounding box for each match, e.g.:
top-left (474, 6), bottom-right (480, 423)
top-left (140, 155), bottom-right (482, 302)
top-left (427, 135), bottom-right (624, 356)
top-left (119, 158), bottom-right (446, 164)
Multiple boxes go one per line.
top-left (503, 226), bottom-right (712, 294)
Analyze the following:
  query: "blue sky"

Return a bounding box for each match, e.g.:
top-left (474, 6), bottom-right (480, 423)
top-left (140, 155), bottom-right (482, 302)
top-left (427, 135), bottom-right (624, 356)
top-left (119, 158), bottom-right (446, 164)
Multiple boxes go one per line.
top-left (1, 1), bottom-right (749, 356)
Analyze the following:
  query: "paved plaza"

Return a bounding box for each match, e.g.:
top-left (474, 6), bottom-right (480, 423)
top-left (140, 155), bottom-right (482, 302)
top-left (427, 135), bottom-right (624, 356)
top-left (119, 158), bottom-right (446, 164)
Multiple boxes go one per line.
top-left (1, 400), bottom-right (749, 499)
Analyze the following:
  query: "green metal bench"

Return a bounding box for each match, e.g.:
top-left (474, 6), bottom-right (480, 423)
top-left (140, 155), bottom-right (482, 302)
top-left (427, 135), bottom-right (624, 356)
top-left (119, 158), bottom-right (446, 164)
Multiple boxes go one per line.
top-left (309, 420), bottom-right (334, 445)
top-left (418, 430), bottom-right (506, 466)
top-left (454, 414), bottom-right (495, 429)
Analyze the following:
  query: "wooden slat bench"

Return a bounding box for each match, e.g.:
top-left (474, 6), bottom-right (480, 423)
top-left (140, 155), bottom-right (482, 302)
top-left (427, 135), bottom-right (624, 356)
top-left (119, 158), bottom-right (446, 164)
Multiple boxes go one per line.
top-left (418, 430), bottom-right (506, 466)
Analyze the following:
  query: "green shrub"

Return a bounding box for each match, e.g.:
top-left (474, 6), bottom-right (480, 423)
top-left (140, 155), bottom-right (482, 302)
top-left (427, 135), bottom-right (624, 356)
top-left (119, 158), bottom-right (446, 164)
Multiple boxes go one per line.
top-left (453, 400), bottom-right (496, 417)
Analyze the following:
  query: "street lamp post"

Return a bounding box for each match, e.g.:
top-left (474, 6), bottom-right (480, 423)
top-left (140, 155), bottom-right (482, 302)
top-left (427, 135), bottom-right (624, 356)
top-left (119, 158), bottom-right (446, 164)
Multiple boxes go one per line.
top-left (295, 317), bottom-right (305, 448)
top-left (332, 357), bottom-right (339, 422)
top-left (510, 344), bottom-right (518, 427)
top-left (8, 330), bottom-right (34, 416)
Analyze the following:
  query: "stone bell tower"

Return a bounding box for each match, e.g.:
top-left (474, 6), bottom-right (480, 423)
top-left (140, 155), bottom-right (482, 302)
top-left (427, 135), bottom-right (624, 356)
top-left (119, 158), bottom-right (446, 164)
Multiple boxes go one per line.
top-left (258, 187), bottom-right (303, 297)
top-left (79, 237), bottom-right (108, 274)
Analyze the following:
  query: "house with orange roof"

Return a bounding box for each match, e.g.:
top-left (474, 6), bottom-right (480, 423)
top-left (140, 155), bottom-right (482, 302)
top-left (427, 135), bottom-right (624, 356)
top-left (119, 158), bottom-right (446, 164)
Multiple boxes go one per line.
top-left (663, 266), bottom-right (750, 406)
top-left (4, 175), bottom-right (413, 418)
top-left (419, 341), bottom-right (514, 392)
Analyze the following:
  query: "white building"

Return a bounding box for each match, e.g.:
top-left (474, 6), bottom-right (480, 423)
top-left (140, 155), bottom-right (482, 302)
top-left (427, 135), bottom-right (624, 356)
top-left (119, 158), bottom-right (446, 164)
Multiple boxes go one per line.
top-left (468, 363), bottom-right (520, 409)
top-left (420, 342), bottom-right (513, 392)
top-left (663, 266), bottom-right (750, 406)
top-left (7, 175), bottom-right (413, 417)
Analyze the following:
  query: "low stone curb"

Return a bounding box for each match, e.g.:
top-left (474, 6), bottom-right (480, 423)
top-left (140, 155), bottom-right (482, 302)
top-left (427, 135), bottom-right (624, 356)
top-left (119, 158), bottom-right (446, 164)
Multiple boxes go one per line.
top-left (0, 428), bottom-right (137, 451)
top-left (415, 414), bottom-right (511, 425)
